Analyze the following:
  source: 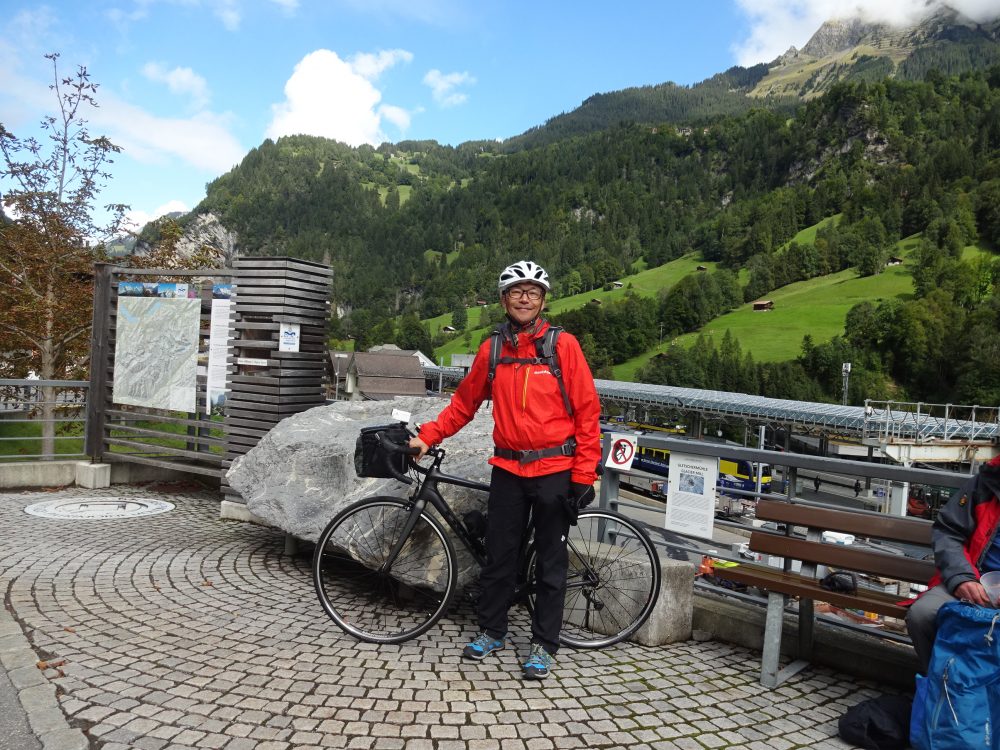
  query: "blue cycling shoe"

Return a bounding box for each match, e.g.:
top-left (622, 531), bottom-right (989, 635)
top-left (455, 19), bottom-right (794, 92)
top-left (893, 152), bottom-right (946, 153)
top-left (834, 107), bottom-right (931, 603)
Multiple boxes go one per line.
top-left (462, 632), bottom-right (506, 661)
top-left (522, 643), bottom-right (554, 680)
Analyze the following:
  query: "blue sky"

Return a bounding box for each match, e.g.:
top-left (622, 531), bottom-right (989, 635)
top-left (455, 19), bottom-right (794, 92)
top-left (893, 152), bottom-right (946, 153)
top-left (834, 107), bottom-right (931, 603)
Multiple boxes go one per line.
top-left (1, 0), bottom-right (997, 233)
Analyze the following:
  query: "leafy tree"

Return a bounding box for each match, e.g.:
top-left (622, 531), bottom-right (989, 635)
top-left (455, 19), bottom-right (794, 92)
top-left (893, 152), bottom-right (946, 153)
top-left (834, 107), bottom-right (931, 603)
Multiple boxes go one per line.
top-left (371, 318), bottom-right (397, 347)
top-left (0, 54), bottom-right (127, 455)
top-left (563, 269), bottom-right (582, 296)
top-left (451, 303), bottom-right (467, 331)
top-left (974, 179), bottom-right (1000, 247)
top-left (396, 314), bottom-right (433, 356)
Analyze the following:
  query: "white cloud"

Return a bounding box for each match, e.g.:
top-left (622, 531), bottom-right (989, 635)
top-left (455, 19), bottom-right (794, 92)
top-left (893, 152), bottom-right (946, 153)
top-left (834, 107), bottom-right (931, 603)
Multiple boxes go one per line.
top-left (733, 0), bottom-right (1000, 65)
top-left (266, 49), bottom-right (415, 146)
top-left (351, 49), bottom-right (413, 80)
top-left (124, 199), bottom-right (189, 232)
top-left (379, 104), bottom-right (411, 130)
top-left (0, 43), bottom-right (243, 176)
top-left (423, 69), bottom-right (474, 107)
top-left (100, 106), bottom-right (245, 174)
top-left (270, 0), bottom-right (299, 11)
top-left (9, 7), bottom-right (59, 41)
top-left (214, 0), bottom-right (241, 30)
top-left (106, 0), bottom-right (246, 31)
top-left (142, 62), bottom-right (211, 109)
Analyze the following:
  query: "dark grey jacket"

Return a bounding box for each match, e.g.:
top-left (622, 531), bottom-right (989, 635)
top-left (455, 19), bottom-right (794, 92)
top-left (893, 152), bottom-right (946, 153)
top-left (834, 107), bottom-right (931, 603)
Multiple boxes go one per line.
top-left (932, 459), bottom-right (1000, 594)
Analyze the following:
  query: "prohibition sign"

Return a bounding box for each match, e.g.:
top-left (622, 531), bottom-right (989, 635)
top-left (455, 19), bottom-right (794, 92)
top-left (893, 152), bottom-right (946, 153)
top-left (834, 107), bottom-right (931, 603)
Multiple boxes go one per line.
top-left (610, 437), bottom-right (635, 466)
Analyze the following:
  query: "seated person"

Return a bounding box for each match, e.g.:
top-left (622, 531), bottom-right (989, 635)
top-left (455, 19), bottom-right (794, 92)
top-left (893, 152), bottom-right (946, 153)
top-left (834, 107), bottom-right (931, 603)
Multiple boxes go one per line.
top-left (906, 456), bottom-right (1000, 674)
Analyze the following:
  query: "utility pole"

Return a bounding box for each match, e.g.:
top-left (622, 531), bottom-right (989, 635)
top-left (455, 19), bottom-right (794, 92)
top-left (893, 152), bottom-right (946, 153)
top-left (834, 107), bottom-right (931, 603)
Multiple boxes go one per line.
top-left (754, 425), bottom-right (765, 500)
top-left (841, 362), bottom-right (851, 406)
top-left (658, 323), bottom-right (664, 348)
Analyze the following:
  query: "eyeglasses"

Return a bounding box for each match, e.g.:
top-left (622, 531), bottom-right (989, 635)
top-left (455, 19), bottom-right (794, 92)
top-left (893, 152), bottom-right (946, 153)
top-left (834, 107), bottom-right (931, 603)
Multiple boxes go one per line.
top-left (505, 288), bottom-right (543, 301)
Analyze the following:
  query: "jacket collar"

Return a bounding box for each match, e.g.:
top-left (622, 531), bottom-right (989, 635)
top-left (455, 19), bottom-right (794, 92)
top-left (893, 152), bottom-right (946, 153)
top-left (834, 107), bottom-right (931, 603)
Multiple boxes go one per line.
top-left (498, 318), bottom-right (548, 350)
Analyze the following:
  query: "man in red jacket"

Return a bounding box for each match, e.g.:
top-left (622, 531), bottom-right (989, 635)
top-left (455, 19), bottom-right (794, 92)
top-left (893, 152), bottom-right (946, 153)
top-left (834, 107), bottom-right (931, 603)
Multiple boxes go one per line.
top-left (409, 260), bottom-right (601, 680)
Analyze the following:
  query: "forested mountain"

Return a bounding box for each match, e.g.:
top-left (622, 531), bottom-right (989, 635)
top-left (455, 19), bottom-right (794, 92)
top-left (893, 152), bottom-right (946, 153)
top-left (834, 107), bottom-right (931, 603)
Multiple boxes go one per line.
top-left (505, 64), bottom-right (793, 152)
top-left (169, 10), bottom-right (1000, 406)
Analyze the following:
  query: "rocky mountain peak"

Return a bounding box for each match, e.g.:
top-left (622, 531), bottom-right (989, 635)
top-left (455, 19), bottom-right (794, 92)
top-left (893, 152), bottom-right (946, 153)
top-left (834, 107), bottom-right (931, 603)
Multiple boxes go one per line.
top-left (800, 17), bottom-right (889, 57)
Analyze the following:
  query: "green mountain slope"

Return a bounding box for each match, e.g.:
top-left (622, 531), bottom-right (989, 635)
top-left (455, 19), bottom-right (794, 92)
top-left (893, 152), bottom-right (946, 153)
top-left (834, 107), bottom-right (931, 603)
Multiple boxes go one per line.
top-left (504, 65), bottom-right (794, 152)
top-left (172, 14), bottom-right (1000, 404)
top-left (432, 253), bottom-right (718, 362)
top-left (614, 237), bottom-right (995, 381)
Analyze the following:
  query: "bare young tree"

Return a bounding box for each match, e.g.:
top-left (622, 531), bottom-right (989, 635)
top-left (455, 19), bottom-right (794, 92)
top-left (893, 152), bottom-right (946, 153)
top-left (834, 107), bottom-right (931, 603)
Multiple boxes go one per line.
top-left (0, 53), bottom-right (127, 455)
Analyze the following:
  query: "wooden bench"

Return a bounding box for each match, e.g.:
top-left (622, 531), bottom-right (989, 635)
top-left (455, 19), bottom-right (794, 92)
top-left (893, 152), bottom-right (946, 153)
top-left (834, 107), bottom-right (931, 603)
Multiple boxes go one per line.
top-left (712, 498), bottom-right (934, 688)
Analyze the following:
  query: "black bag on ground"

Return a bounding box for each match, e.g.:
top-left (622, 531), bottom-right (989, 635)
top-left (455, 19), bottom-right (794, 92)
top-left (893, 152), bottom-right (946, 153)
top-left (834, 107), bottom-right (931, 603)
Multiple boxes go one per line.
top-left (837, 694), bottom-right (912, 750)
top-left (820, 570), bottom-right (858, 594)
top-left (354, 424), bottom-right (410, 479)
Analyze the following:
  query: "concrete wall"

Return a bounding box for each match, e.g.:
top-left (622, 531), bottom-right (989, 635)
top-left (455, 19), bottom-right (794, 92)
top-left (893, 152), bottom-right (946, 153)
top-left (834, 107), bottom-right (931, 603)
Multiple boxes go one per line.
top-left (0, 460), bottom-right (214, 490)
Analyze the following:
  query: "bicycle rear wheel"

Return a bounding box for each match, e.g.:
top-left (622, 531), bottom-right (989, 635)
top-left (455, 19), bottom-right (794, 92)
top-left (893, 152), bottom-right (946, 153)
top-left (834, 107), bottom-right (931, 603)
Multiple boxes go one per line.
top-left (313, 496), bottom-right (457, 644)
top-left (526, 508), bottom-right (661, 648)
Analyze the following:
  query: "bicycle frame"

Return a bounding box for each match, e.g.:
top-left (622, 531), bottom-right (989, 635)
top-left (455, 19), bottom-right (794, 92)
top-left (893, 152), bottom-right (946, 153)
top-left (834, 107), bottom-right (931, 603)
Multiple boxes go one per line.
top-left (315, 435), bottom-right (662, 646)
top-left (381, 445), bottom-right (599, 602)
top-left (381, 446), bottom-right (491, 573)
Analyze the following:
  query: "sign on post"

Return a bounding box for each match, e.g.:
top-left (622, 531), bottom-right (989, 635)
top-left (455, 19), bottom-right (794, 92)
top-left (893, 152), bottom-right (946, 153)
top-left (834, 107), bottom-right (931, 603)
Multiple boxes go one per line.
top-left (664, 452), bottom-right (719, 539)
top-left (604, 434), bottom-right (638, 473)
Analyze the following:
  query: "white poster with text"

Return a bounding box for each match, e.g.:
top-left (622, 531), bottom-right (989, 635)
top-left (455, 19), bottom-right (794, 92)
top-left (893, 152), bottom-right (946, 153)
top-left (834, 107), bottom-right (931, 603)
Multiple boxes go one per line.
top-left (205, 285), bottom-right (233, 415)
top-left (664, 452), bottom-right (719, 540)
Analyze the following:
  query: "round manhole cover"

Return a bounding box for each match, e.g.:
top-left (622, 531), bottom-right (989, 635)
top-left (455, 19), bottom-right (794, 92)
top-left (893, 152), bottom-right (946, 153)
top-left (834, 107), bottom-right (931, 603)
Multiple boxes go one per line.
top-left (24, 497), bottom-right (174, 520)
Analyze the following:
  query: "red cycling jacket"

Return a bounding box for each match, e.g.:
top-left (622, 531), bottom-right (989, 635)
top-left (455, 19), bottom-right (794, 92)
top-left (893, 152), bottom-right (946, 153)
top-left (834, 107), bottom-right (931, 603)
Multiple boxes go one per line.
top-left (418, 321), bottom-right (601, 485)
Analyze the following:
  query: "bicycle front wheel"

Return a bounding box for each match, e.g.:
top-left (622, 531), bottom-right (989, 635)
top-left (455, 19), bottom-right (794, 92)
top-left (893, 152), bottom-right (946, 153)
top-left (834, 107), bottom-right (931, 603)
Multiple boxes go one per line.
top-left (312, 496), bottom-right (457, 644)
top-left (526, 508), bottom-right (661, 648)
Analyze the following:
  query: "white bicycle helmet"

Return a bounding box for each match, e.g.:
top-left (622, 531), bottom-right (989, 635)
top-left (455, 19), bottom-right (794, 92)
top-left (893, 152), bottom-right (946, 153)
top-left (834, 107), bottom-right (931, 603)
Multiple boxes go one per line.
top-left (498, 260), bottom-right (550, 293)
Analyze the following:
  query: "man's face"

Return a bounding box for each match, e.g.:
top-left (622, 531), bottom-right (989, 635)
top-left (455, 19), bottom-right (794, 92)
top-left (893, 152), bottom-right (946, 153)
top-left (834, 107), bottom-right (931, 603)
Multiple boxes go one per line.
top-left (501, 282), bottom-right (545, 326)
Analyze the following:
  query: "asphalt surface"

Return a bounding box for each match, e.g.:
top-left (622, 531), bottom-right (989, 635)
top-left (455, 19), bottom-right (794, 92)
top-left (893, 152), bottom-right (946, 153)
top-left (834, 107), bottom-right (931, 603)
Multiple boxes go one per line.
top-left (0, 666), bottom-right (41, 750)
top-left (0, 482), bottom-right (893, 749)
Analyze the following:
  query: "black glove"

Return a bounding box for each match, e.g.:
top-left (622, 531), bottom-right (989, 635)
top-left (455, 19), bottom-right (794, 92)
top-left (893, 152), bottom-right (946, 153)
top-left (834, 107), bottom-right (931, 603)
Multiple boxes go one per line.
top-left (572, 482), bottom-right (595, 509)
top-left (564, 482), bottom-right (595, 525)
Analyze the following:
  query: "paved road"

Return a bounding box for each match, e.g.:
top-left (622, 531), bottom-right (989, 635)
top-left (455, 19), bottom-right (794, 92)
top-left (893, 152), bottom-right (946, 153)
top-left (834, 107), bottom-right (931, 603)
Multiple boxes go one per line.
top-left (0, 483), bottom-right (885, 749)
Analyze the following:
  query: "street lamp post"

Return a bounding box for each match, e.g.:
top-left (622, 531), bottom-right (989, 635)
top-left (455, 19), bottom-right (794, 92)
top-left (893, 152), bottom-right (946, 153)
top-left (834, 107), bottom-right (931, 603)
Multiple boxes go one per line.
top-left (842, 362), bottom-right (851, 406)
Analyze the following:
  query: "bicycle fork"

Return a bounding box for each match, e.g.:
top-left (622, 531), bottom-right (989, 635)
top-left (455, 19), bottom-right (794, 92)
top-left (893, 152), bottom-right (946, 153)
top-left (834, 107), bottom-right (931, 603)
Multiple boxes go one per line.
top-left (378, 496), bottom-right (428, 575)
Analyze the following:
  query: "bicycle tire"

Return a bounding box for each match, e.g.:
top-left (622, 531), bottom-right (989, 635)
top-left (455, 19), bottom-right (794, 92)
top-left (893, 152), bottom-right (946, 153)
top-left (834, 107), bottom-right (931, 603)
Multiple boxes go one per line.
top-left (525, 508), bottom-right (661, 649)
top-left (312, 496), bottom-right (458, 644)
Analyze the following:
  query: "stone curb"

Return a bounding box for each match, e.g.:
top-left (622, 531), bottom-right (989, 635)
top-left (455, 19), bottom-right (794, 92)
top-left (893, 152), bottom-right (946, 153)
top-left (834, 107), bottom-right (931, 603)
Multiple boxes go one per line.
top-left (0, 601), bottom-right (89, 750)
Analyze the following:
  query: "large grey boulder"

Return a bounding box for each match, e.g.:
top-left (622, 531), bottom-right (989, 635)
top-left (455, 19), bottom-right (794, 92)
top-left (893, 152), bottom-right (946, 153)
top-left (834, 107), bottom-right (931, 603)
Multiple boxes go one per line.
top-left (225, 396), bottom-right (494, 588)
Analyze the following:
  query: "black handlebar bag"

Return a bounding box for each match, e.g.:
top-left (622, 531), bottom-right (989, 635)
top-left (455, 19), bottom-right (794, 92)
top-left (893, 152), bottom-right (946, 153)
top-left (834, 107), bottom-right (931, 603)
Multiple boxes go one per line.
top-left (355, 424), bottom-right (410, 478)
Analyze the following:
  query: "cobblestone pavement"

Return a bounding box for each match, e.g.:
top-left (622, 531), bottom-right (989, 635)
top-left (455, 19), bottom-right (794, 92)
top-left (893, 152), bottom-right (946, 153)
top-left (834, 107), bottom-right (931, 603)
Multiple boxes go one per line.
top-left (0, 484), bottom-right (880, 750)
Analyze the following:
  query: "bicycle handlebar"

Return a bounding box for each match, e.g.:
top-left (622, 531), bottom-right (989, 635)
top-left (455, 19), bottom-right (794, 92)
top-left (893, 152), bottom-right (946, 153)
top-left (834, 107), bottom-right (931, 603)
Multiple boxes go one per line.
top-left (378, 430), bottom-right (426, 485)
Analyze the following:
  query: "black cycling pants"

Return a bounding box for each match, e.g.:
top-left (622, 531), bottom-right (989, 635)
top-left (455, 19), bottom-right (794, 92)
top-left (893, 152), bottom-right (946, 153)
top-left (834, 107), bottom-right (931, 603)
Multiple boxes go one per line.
top-left (478, 466), bottom-right (572, 654)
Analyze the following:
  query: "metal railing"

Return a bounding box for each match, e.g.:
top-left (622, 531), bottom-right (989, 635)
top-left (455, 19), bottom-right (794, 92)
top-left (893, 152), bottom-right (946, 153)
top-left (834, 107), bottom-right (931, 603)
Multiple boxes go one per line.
top-left (0, 379), bottom-right (89, 461)
top-left (863, 400), bottom-right (1000, 443)
top-left (597, 431), bottom-right (969, 642)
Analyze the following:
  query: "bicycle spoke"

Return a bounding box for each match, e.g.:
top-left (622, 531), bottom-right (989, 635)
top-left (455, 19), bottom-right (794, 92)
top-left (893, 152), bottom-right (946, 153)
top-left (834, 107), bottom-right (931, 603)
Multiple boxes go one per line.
top-left (530, 509), bottom-right (661, 649)
top-left (314, 499), bottom-right (457, 643)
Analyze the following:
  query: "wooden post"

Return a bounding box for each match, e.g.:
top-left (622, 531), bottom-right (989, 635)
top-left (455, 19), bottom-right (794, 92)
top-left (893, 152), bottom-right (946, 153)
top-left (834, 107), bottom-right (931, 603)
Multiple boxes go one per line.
top-left (85, 263), bottom-right (113, 462)
top-left (222, 257), bottom-right (333, 504)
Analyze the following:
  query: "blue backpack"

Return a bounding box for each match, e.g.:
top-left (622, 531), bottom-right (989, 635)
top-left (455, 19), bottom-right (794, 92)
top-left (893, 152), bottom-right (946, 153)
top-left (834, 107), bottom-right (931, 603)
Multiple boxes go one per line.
top-left (910, 601), bottom-right (1000, 749)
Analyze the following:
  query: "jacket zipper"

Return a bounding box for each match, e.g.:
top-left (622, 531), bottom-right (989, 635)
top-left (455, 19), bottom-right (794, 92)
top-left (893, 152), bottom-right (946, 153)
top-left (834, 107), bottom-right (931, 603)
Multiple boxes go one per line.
top-left (521, 364), bottom-right (529, 411)
top-left (977, 510), bottom-right (1000, 571)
